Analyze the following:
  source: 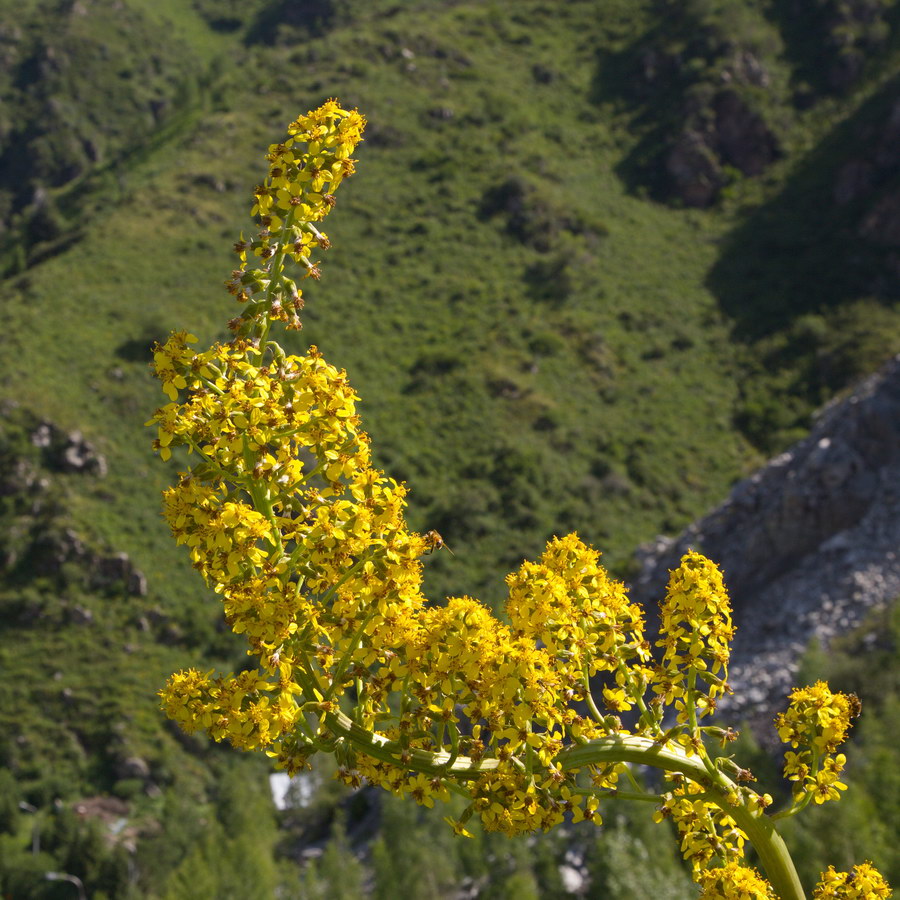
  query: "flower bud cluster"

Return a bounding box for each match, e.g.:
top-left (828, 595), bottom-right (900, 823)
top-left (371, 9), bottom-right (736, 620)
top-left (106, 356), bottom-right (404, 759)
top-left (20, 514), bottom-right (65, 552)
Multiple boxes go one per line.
top-left (229, 100), bottom-right (364, 334)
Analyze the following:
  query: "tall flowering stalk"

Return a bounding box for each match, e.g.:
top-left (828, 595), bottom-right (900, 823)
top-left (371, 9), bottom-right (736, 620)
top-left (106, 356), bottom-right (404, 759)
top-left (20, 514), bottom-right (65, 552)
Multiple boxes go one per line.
top-left (149, 102), bottom-right (891, 900)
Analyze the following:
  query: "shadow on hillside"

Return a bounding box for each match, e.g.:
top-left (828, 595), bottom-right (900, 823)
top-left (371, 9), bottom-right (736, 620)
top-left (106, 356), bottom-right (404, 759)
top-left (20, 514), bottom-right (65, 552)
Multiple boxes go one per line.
top-left (763, 0), bottom-right (900, 100)
top-left (244, 0), bottom-right (336, 44)
top-left (761, 1), bottom-right (833, 98)
top-left (707, 71), bottom-right (900, 343)
top-left (590, 28), bottom-right (690, 201)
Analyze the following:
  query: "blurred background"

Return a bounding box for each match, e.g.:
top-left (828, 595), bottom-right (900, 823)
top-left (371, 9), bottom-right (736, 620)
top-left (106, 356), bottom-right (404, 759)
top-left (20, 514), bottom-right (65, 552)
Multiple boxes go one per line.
top-left (0, 0), bottom-right (897, 896)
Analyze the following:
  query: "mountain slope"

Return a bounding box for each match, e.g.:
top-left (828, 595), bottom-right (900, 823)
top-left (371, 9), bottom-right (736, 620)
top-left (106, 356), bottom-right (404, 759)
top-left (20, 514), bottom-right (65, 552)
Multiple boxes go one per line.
top-left (0, 0), bottom-right (899, 896)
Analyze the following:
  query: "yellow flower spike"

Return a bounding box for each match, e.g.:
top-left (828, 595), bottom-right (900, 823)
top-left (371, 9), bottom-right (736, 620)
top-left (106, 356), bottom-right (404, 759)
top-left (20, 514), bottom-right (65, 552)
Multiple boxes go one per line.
top-left (654, 550), bottom-right (734, 724)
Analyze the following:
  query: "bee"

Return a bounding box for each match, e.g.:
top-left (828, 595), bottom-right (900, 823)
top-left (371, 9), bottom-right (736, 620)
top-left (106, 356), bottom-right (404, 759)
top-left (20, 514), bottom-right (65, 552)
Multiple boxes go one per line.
top-left (424, 530), bottom-right (453, 555)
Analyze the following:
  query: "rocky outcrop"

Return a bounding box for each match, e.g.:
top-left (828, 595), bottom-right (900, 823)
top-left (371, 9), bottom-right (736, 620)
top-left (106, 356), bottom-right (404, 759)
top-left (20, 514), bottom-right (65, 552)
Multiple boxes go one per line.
top-left (0, 410), bottom-right (144, 597)
top-left (712, 90), bottom-right (779, 177)
top-left (626, 8), bottom-right (781, 209)
top-left (665, 87), bottom-right (779, 208)
top-left (666, 131), bottom-right (724, 208)
top-left (30, 421), bottom-right (107, 476)
top-left (631, 354), bottom-right (900, 722)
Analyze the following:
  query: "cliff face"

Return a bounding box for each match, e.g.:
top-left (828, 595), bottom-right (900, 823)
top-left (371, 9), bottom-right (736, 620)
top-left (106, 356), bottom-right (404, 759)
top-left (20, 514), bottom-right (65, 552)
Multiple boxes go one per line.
top-left (632, 354), bottom-right (900, 722)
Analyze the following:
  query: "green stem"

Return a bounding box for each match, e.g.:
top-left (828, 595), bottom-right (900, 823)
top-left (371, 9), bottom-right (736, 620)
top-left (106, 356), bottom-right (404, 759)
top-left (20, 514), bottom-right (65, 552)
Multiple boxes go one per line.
top-left (573, 786), bottom-right (663, 804)
top-left (582, 664), bottom-right (605, 725)
top-left (197, 374), bottom-right (225, 396)
top-left (313, 711), bottom-right (805, 897)
top-left (618, 658), bottom-right (659, 734)
top-left (323, 709), bottom-right (499, 780)
top-left (623, 763), bottom-right (644, 794)
top-left (323, 610), bottom-right (377, 702)
top-left (771, 748), bottom-right (820, 821)
top-left (258, 207), bottom-right (298, 359)
top-left (686, 671), bottom-right (720, 782)
top-left (444, 780), bottom-right (473, 802)
top-left (558, 735), bottom-right (806, 900)
top-left (184, 436), bottom-right (241, 483)
top-left (250, 481), bottom-right (283, 555)
top-left (315, 553), bottom-right (372, 606)
top-left (441, 721), bottom-right (460, 771)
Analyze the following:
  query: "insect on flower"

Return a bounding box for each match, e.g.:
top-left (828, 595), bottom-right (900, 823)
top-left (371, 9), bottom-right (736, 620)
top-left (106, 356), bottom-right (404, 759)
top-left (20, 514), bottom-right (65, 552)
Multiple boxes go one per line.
top-left (424, 529), bottom-right (453, 555)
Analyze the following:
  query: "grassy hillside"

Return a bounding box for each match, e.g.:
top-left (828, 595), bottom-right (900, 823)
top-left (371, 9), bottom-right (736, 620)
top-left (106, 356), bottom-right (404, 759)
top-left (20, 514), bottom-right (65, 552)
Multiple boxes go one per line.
top-left (0, 0), bottom-right (898, 895)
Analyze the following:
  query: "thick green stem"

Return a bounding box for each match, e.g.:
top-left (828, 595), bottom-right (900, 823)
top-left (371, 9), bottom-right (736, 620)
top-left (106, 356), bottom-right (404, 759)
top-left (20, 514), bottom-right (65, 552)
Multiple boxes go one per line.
top-left (558, 735), bottom-right (806, 900)
top-left (318, 708), bottom-right (801, 898)
top-left (575, 787), bottom-right (663, 803)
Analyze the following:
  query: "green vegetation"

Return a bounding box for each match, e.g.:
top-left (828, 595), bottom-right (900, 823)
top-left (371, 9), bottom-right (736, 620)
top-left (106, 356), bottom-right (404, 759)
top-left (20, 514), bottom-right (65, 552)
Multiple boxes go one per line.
top-left (0, 0), bottom-right (898, 895)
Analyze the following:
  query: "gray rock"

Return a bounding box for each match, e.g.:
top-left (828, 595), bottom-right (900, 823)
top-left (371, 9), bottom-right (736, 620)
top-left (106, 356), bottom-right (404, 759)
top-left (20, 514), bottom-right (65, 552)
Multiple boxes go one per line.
top-left (30, 422), bottom-right (107, 476)
top-left (727, 50), bottom-right (770, 88)
top-left (60, 430), bottom-right (107, 477)
top-left (116, 756), bottom-right (151, 781)
top-left (90, 552), bottom-right (148, 597)
top-left (69, 604), bottom-right (94, 626)
top-left (128, 569), bottom-right (148, 597)
top-left (30, 528), bottom-right (87, 575)
top-left (631, 354), bottom-right (900, 721)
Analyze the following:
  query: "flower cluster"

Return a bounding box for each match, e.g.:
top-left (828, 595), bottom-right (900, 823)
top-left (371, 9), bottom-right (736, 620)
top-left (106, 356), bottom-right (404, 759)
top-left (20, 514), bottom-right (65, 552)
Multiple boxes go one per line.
top-left (776, 681), bottom-right (859, 807)
top-left (230, 100), bottom-right (365, 334)
top-left (814, 863), bottom-right (892, 899)
top-left (152, 103), bottom-right (692, 836)
top-left (654, 550), bottom-right (735, 725)
top-left (698, 862), bottom-right (775, 900)
top-left (160, 667), bottom-right (299, 750)
top-left (152, 101), bottom-right (891, 899)
top-left (655, 777), bottom-right (748, 874)
top-left (505, 534), bottom-right (652, 720)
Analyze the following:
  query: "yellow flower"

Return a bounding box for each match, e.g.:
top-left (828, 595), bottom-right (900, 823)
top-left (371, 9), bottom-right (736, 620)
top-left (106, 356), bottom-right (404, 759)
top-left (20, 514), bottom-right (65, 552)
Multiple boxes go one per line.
top-left (814, 863), bottom-right (892, 899)
top-left (697, 862), bottom-right (775, 899)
